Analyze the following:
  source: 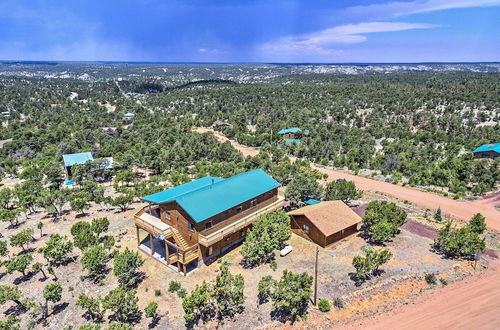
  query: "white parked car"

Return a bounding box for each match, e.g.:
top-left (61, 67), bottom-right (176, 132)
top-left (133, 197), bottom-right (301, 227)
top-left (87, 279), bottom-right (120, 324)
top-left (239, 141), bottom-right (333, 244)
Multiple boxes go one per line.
top-left (280, 245), bottom-right (293, 257)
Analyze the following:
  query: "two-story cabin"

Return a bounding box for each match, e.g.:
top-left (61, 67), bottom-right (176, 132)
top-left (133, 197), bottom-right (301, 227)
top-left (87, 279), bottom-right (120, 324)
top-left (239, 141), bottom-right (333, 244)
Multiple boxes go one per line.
top-left (473, 143), bottom-right (500, 160)
top-left (134, 169), bottom-right (284, 275)
top-left (278, 127), bottom-right (302, 145)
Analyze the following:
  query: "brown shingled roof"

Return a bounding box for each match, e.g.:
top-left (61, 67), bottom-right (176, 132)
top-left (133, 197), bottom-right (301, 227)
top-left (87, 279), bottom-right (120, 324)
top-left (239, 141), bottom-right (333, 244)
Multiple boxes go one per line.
top-left (288, 201), bottom-right (362, 236)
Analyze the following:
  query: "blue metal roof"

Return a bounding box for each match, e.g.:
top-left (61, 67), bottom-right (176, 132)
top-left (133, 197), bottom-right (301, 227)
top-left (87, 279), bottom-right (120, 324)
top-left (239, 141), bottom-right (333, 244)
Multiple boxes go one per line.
top-left (278, 127), bottom-right (301, 135)
top-left (284, 138), bottom-right (301, 145)
top-left (142, 176), bottom-right (224, 204)
top-left (304, 199), bottom-right (321, 205)
top-left (63, 152), bottom-right (94, 167)
top-left (473, 143), bottom-right (500, 154)
top-left (142, 169), bottom-right (281, 223)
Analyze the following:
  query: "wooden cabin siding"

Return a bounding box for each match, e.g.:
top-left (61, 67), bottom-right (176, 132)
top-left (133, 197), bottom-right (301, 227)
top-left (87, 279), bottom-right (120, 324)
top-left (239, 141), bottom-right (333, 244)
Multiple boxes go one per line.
top-left (290, 214), bottom-right (359, 248)
top-left (199, 225), bottom-right (250, 260)
top-left (324, 224), bottom-right (358, 246)
top-left (197, 188), bottom-right (278, 234)
top-left (290, 214), bottom-right (327, 247)
top-left (159, 202), bottom-right (199, 246)
top-left (474, 151), bottom-right (499, 159)
top-left (282, 132), bottom-right (295, 139)
top-left (156, 187), bottom-right (279, 257)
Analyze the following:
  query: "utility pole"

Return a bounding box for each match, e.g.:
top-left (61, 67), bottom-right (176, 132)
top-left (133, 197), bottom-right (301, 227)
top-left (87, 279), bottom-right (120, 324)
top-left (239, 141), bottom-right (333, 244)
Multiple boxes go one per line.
top-left (314, 246), bottom-right (319, 306)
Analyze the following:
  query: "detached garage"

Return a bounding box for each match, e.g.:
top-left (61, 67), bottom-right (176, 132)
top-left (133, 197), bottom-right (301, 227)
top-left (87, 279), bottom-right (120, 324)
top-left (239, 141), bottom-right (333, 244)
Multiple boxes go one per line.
top-left (288, 201), bottom-right (362, 247)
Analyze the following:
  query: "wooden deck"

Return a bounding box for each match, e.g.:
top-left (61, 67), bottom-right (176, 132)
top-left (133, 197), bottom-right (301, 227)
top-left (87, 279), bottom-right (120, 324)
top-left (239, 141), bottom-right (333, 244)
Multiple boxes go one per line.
top-left (198, 196), bottom-right (285, 246)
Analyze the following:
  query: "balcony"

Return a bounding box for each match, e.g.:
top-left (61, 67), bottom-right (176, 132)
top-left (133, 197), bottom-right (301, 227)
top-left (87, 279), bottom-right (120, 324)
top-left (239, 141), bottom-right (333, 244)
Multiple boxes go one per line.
top-left (198, 195), bottom-right (285, 247)
top-left (134, 207), bottom-right (172, 236)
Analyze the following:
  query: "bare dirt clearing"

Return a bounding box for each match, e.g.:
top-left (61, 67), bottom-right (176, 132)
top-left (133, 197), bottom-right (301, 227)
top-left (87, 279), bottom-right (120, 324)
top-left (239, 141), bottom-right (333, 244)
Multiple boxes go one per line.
top-left (341, 255), bottom-right (500, 330)
top-left (195, 128), bottom-right (500, 231)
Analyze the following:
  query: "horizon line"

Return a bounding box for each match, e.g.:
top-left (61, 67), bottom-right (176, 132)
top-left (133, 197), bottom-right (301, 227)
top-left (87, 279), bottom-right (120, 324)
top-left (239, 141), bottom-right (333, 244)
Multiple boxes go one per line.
top-left (1, 60), bottom-right (499, 65)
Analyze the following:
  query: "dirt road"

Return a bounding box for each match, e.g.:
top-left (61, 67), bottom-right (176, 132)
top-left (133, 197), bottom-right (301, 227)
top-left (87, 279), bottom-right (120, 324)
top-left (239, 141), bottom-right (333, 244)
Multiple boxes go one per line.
top-left (196, 128), bottom-right (499, 231)
top-left (343, 257), bottom-right (500, 330)
top-left (317, 167), bottom-right (500, 232)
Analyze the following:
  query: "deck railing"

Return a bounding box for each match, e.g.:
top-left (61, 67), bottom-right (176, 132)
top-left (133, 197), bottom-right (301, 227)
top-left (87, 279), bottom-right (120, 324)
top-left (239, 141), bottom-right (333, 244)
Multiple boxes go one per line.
top-left (198, 196), bottom-right (285, 246)
top-left (134, 206), bottom-right (172, 236)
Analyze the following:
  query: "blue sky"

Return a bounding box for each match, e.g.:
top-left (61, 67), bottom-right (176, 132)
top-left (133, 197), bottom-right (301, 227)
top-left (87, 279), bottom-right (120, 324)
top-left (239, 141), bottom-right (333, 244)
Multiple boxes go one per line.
top-left (0, 0), bottom-right (499, 62)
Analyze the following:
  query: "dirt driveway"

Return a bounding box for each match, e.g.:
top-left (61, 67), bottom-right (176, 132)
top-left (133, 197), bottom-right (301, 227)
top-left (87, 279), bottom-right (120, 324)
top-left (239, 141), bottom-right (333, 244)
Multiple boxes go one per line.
top-left (342, 257), bottom-right (500, 330)
top-left (195, 128), bottom-right (500, 232)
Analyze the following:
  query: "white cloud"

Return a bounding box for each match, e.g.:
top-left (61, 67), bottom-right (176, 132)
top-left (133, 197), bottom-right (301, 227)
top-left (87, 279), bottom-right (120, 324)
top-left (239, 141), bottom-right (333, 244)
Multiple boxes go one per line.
top-left (260, 22), bottom-right (436, 54)
top-left (344, 0), bottom-right (500, 20)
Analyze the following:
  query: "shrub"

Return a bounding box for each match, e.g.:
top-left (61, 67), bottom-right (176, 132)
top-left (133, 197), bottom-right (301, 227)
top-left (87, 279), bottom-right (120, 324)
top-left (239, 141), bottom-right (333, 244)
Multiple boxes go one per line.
top-left (425, 273), bottom-right (437, 285)
top-left (113, 248), bottom-right (144, 288)
top-left (352, 246), bottom-right (392, 284)
top-left (332, 297), bottom-right (344, 309)
top-left (318, 298), bottom-right (331, 312)
top-left (102, 288), bottom-right (139, 323)
top-left (240, 210), bottom-right (291, 267)
top-left (361, 201), bottom-right (407, 243)
top-left (434, 220), bottom-right (485, 259)
top-left (168, 281), bottom-right (181, 293)
top-left (257, 275), bottom-right (275, 304)
top-left (439, 278), bottom-right (448, 286)
top-left (270, 270), bottom-right (313, 322)
top-left (144, 301), bottom-right (158, 319)
top-left (182, 266), bottom-right (244, 325)
top-left (177, 288), bottom-right (187, 299)
top-left (154, 289), bottom-right (162, 297)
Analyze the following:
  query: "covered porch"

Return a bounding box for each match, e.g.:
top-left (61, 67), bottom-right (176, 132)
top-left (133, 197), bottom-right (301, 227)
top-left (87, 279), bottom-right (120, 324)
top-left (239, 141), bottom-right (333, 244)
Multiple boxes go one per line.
top-left (134, 206), bottom-right (199, 276)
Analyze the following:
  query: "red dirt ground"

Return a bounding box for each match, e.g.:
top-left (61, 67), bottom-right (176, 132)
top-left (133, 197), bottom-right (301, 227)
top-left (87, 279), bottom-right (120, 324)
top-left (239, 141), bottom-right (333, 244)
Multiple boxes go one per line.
top-left (196, 128), bottom-right (500, 232)
top-left (342, 256), bottom-right (500, 330)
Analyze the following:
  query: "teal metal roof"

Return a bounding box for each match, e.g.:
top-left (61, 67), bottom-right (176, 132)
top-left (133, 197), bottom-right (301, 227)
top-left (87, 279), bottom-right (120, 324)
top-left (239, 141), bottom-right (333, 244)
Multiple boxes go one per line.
top-left (305, 199), bottom-right (321, 205)
top-left (142, 176), bottom-right (224, 204)
top-left (284, 138), bottom-right (301, 145)
top-left (63, 152), bottom-right (94, 167)
top-left (278, 127), bottom-right (301, 135)
top-left (473, 143), bottom-right (500, 153)
top-left (142, 169), bottom-right (281, 223)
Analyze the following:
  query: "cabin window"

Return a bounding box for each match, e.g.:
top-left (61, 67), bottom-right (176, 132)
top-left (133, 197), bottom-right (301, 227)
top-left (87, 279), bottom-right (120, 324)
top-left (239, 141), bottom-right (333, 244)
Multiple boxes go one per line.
top-left (188, 222), bottom-right (195, 231)
top-left (302, 224), bottom-right (309, 233)
top-left (236, 206), bottom-right (243, 213)
top-left (205, 221), bottom-right (212, 230)
top-left (250, 199), bottom-right (257, 207)
top-left (207, 246), bottom-right (213, 256)
top-left (165, 211), bottom-right (171, 220)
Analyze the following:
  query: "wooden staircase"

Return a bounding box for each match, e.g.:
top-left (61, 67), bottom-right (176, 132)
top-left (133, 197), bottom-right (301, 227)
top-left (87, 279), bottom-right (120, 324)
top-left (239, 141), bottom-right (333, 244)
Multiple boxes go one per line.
top-left (172, 230), bottom-right (198, 264)
top-left (172, 230), bottom-right (189, 250)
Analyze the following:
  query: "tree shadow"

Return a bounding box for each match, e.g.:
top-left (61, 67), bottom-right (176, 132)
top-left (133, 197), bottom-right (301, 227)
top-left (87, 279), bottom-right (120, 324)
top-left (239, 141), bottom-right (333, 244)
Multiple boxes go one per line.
top-left (108, 309), bottom-right (142, 325)
top-left (13, 271), bottom-right (37, 285)
top-left (52, 302), bottom-right (69, 316)
top-left (4, 303), bottom-right (28, 316)
top-left (75, 212), bottom-right (89, 218)
top-left (148, 315), bottom-right (161, 328)
top-left (349, 269), bottom-right (386, 287)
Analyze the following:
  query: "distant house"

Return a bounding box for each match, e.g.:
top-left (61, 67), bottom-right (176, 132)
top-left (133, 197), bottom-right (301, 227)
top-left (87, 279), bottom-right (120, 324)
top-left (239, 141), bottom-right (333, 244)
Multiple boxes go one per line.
top-left (134, 169), bottom-right (284, 275)
top-left (101, 127), bottom-right (118, 134)
top-left (278, 127), bottom-right (301, 139)
top-left (211, 120), bottom-right (233, 129)
top-left (278, 127), bottom-right (302, 145)
top-left (124, 112), bottom-right (135, 120)
top-left (288, 201), bottom-right (361, 247)
top-left (473, 143), bottom-right (500, 160)
top-left (62, 152), bottom-right (94, 180)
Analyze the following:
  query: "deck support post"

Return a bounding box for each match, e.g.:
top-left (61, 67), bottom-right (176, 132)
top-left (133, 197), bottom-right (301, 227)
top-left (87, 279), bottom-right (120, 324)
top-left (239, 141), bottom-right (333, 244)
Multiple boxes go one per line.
top-left (150, 233), bottom-right (155, 256)
top-left (164, 239), bottom-right (168, 263)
